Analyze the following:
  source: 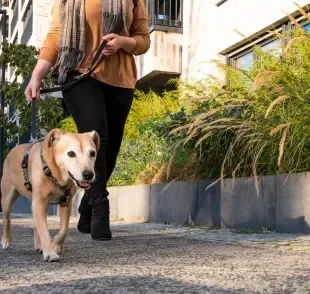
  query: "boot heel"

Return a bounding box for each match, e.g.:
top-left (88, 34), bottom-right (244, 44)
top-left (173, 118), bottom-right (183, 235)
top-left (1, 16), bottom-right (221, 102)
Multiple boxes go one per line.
top-left (91, 199), bottom-right (112, 241)
top-left (77, 194), bottom-right (92, 234)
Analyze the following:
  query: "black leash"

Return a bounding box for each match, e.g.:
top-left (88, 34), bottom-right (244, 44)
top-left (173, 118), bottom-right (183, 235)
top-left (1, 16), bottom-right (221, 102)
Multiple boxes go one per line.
top-left (40, 40), bottom-right (108, 95)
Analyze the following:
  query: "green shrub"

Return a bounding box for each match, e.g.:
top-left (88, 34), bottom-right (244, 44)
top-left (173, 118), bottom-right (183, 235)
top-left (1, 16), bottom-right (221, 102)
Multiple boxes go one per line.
top-left (108, 133), bottom-right (169, 186)
top-left (58, 116), bottom-right (77, 133)
top-left (166, 20), bottom-right (310, 189)
top-left (124, 89), bottom-right (179, 141)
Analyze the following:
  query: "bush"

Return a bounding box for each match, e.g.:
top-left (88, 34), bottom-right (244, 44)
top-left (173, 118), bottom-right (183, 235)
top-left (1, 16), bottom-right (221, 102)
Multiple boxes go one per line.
top-left (124, 89), bottom-right (179, 141)
top-left (0, 42), bottom-right (63, 154)
top-left (58, 116), bottom-right (77, 133)
top-left (166, 17), bottom-right (310, 189)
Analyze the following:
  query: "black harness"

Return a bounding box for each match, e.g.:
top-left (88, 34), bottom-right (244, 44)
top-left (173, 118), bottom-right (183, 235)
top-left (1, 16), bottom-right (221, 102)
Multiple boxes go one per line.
top-left (22, 141), bottom-right (72, 205)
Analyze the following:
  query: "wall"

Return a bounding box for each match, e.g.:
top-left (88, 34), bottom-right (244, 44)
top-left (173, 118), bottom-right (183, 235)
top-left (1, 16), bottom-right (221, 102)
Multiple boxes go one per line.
top-left (181, 0), bottom-right (310, 82)
top-left (32, 0), bottom-right (53, 47)
top-left (12, 172), bottom-right (310, 233)
top-left (135, 30), bottom-right (182, 81)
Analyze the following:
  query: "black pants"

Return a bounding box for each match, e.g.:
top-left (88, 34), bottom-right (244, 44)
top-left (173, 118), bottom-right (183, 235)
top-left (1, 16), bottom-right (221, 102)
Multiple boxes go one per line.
top-left (62, 73), bottom-right (133, 206)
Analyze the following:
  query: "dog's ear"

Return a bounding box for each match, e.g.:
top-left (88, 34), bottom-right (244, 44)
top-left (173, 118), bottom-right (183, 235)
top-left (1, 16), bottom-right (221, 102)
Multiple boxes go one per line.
top-left (46, 128), bottom-right (64, 148)
top-left (87, 130), bottom-right (100, 151)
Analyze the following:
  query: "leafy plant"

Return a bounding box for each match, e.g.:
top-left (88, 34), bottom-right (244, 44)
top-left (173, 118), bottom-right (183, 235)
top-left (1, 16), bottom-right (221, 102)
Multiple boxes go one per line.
top-left (167, 12), bottom-right (310, 190)
top-left (0, 41), bottom-right (63, 154)
top-left (58, 116), bottom-right (77, 133)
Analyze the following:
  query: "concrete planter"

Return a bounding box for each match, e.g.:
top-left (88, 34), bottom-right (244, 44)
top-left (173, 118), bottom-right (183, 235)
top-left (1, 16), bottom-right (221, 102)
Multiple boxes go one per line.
top-left (10, 172), bottom-right (310, 233)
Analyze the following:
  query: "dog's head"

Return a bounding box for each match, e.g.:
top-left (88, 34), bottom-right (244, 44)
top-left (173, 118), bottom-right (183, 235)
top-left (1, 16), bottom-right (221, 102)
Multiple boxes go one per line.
top-left (45, 128), bottom-right (100, 190)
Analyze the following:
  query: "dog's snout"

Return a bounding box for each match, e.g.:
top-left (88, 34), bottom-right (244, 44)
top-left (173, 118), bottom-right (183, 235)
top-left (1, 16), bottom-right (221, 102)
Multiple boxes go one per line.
top-left (82, 170), bottom-right (94, 181)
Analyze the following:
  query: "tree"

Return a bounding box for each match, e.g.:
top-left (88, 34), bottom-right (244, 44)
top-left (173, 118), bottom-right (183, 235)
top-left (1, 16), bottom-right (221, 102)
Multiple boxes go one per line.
top-left (0, 41), bottom-right (63, 155)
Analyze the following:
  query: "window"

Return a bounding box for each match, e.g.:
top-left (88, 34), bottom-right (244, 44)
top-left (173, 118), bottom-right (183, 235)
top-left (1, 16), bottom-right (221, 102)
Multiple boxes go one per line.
top-left (303, 23), bottom-right (310, 34)
top-left (147, 0), bottom-right (183, 33)
top-left (228, 31), bottom-right (285, 70)
top-left (235, 51), bottom-right (254, 70)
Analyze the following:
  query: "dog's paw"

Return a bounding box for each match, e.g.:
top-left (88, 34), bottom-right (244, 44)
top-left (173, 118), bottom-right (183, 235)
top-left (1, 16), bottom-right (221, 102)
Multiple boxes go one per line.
top-left (35, 248), bottom-right (43, 254)
top-left (53, 242), bottom-right (64, 254)
top-left (43, 251), bottom-right (60, 262)
top-left (1, 238), bottom-right (10, 249)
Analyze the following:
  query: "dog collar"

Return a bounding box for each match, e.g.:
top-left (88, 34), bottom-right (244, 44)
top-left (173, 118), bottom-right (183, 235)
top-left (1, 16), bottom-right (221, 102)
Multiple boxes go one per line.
top-left (40, 144), bottom-right (73, 202)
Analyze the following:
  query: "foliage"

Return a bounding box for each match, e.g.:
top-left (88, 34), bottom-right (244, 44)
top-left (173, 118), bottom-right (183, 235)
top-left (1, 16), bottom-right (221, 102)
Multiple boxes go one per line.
top-left (108, 133), bottom-right (169, 186)
top-left (0, 41), bottom-right (63, 154)
top-left (124, 89), bottom-right (179, 141)
top-left (167, 17), bottom-right (310, 189)
top-left (58, 116), bottom-right (77, 133)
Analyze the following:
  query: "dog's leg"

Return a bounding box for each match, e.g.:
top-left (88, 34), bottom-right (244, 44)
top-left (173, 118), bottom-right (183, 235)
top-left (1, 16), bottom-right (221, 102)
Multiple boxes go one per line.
top-left (1, 188), bottom-right (20, 249)
top-left (34, 202), bottom-right (48, 253)
top-left (32, 197), bottom-right (59, 262)
top-left (53, 200), bottom-right (72, 254)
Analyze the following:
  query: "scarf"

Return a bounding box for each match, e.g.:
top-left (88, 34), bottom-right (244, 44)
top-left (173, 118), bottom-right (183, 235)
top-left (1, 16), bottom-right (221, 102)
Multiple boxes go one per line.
top-left (54, 0), bottom-right (130, 84)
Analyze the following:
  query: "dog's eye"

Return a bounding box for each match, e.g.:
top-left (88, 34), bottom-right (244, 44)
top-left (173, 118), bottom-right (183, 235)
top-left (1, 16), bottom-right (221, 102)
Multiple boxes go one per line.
top-left (67, 151), bottom-right (76, 158)
top-left (90, 150), bottom-right (96, 157)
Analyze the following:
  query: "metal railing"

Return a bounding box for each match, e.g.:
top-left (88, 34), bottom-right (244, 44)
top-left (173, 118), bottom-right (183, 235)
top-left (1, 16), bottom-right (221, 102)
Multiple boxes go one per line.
top-left (146, 0), bottom-right (183, 32)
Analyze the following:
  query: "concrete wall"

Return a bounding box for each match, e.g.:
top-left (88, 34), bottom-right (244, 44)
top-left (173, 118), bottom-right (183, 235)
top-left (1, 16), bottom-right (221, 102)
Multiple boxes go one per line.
top-left (181, 0), bottom-right (310, 82)
top-left (135, 30), bottom-right (183, 81)
top-left (94, 173), bottom-right (310, 233)
top-left (11, 172), bottom-right (310, 233)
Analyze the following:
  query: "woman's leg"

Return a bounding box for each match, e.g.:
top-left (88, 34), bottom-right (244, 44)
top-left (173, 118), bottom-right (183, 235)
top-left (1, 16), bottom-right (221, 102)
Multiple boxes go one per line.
top-left (62, 73), bottom-right (111, 240)
top-left (75, 82), bottom-right (134, 238)
top-left (103, 83), bottom-right (134, 181)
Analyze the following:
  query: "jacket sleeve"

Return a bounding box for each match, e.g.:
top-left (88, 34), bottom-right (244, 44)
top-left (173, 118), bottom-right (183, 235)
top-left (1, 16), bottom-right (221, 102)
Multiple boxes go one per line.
top-left (130, 0), bottom-right (151, 56)
top-left (38, 0), bottom-right (60, 66)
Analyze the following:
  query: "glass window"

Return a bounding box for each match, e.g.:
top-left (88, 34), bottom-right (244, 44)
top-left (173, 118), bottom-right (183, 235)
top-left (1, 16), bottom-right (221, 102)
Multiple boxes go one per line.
top-left (261, 39), bottom-right (282, 52)
top-left (235, 51), bottom-right (254, 70)
top-left (303, 23), bottom-right (310, 34)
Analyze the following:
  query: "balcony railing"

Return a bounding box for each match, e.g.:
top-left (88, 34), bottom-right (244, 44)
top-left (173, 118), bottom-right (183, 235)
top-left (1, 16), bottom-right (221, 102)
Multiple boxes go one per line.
top-left (10, 1), bottom-right (18, 35)
top-left (21, 9), bottom-right (32, 44)
top-left (146, 0), bottom-right (183, 33)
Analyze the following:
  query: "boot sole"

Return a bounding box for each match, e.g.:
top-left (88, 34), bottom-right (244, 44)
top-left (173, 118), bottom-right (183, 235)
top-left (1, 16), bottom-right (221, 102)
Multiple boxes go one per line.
top-left (91, 236), bottom-right (112, 241)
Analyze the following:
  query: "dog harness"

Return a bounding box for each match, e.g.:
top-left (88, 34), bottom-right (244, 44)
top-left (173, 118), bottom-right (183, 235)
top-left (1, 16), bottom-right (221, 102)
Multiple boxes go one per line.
top-left (21, 142), bottom-right (72, 205)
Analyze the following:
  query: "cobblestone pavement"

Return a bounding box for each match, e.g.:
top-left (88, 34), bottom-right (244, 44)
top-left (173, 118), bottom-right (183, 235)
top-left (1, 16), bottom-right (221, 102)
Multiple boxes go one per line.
top-left (1, 215), bottom-right (310, 293)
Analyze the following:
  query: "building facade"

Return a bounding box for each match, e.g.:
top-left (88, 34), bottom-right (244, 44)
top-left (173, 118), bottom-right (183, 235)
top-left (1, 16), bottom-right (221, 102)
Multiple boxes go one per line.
top-left (4, 0), bottom-right (310, 89)
top-left (137, 0), bottom-right (310, 92)
top-left (7, 0), bottom-right (54, 82)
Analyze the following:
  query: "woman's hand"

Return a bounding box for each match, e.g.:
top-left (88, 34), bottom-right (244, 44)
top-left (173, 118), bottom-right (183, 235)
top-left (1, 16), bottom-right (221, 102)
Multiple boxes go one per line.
top-left (102, 34), bottom-right (124, 56)
top-left (24, 59), bottom-right (53, 102)
top-left (102, 34), bottom-right (137, 55)
top-left (25, 76), bottom-right (41, 102)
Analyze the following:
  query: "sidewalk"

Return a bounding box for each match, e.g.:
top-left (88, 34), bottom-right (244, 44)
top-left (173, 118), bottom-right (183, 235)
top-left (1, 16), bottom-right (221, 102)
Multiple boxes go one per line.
top-left (1, 215), bottom-right (310, 293)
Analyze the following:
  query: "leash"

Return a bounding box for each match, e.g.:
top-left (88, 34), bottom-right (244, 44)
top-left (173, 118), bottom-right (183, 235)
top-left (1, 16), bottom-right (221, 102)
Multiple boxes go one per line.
top-left (40, 40), bottom-right (108, 95)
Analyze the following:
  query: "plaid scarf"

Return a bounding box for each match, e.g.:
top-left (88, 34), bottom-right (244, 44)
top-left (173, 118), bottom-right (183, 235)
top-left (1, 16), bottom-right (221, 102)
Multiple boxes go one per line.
top-left (54, 0), bottom-right (130, 84)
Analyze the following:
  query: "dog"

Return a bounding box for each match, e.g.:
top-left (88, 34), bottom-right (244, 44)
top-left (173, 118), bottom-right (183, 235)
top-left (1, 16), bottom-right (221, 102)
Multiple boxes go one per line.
top-left (1, 128), bottom-right (99, 262)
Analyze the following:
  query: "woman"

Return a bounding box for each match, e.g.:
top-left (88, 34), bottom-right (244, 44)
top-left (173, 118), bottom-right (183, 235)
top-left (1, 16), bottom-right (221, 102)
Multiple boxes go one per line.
top-left (25, 0), bottom-right (151, 241)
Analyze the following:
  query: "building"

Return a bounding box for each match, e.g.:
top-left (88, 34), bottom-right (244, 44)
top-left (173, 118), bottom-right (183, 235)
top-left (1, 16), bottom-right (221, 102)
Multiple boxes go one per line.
top-left (7, 0), bottom-right (54, 82)
top-left (4, 0), bottom-right (310, 90)
top-left (136, 0), bottom-right (310, 93)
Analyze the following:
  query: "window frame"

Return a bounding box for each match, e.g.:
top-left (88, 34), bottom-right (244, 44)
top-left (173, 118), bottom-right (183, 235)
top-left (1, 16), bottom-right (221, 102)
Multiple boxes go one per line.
top-left (216, 0), bottom-right (228, 7)
top-left (224, 8), bottom-right (310, 70)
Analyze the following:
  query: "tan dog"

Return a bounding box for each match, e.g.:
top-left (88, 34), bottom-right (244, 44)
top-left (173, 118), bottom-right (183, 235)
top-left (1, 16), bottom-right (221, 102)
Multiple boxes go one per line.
top-left (1, 128), bottom-right (99, 262)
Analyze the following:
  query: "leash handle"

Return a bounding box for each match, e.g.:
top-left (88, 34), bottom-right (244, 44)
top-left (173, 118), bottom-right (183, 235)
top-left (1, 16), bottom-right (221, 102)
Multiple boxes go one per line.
top-left (40, 40), bottom-right (108, 95)
top-left (31, 98), bottom-right (36, 141)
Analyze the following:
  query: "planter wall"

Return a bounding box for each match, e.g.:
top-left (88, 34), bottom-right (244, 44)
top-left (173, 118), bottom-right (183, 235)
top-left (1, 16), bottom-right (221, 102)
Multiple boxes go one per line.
top-left (10, 172), bottom-right (310, 233)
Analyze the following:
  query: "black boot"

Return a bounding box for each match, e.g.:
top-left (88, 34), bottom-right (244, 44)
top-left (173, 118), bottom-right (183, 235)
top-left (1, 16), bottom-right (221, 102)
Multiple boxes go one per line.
top-left (91, 198), bottom-right (112, 241)
top-left (77, 194), bottom-right (92, 234)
